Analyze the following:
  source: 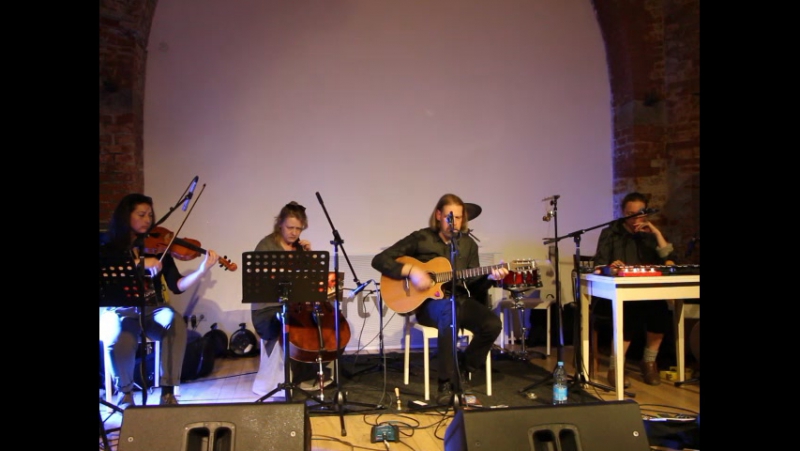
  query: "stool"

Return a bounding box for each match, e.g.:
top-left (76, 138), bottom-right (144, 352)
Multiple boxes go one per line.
top-left (402, 316), bottom-right (492, 401)
top-left (102, 338), bottom-right (163, 404)
top-left (496, 293), bottom-right (553, 358)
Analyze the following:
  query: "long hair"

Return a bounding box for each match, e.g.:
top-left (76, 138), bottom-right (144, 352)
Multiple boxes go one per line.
top-left (105, 193), bottom-right (154, 250)
top-left (271, 201), bottom-right (308, 244)
top-left (428, 193), bottom-right (469, 232)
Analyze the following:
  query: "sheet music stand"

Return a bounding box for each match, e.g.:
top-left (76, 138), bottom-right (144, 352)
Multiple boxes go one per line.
top-left (242, 250), bottom-right (330, 403)
top-left (99, 248), bottom-right (155, 406)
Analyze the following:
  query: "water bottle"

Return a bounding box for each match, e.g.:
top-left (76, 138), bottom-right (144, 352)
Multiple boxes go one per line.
top-left (553, 361), bottom-right (568, 404)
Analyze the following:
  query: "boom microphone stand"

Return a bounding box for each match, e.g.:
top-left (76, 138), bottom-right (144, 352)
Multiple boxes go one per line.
top-left (346, 282), bottom-right (405, 378)
top-left (312, 192), bottom-right (384, 437)
top-left (519, 195), bottom-right (617, 398)
top-left (520, 204), bottom-right (650, 397)
top-left (518, 195), bottom-right (568, 396)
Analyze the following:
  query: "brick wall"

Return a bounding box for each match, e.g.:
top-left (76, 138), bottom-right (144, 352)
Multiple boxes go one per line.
top-left (99, 0), bottom-right (700, 262)
top-left (592, 0), bottom-right (700, 263)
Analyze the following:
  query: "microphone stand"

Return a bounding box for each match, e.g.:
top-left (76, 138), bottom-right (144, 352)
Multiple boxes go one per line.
top-left (447, 213), bottom-right (466, 408)
top-left (519, 208), bottom-right (648, 397)
top-left (311, 192), bottom-right (384, 437)
top-left (346, 281), bottom-right (405, 378)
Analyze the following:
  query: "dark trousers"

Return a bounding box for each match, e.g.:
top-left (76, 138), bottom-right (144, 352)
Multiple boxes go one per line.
top-left (415, 296), bottom-right (502, 382)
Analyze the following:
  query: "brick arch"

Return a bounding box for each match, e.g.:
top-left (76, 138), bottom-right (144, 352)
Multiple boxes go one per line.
top-left (99, 0), bottom-right (699, 262)
top-left (99, 0), bottom-right (158, 230)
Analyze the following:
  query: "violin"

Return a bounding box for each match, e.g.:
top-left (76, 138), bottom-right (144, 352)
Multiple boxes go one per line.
top-left (143, 226), bottom-right (238, 272)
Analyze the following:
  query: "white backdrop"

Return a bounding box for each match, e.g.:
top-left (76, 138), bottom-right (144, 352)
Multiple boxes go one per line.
top-left (141, 0), bottom-right (613, 350)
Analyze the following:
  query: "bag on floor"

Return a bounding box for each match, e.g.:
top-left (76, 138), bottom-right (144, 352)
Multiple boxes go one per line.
top-left (181, 330), bottom-right (215, 381)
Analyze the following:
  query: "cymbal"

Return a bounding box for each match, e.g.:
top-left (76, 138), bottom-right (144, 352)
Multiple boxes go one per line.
top-left (465, 203), bottom-right (482, 221)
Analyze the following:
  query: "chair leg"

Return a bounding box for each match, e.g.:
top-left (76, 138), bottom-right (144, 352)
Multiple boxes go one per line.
top-left (404, 320), bottom-right (411, 385)
top-left (485, 346), bottom-right (492, 396)
top-left (104, 343), bottom-right (114, 404)
top-left (422, 334), bottom-right (430, 401)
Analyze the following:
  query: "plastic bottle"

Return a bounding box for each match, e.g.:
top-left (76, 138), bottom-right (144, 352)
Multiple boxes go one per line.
top-left (553, 361), bottom-right (568, 404)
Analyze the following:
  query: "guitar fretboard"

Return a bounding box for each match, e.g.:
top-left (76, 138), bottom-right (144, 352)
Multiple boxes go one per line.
top-left (432, 263), bottom-right (509, 283)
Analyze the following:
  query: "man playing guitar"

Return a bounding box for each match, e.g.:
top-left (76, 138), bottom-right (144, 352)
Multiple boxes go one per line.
top-left (371, 193), bottom-right (508, 406)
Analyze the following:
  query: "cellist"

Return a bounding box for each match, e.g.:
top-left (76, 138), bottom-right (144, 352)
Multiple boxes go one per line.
top-left (250, 201), bottom-right (334, 391)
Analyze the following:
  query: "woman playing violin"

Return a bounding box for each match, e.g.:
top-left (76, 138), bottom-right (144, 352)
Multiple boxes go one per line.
top-left (250, 201), bottom-right (333, 392)
top-left (100, 193), bottom-right (220, 408)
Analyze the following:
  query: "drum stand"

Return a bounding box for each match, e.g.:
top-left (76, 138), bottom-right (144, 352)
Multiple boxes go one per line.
top-left (243, 250), bottom-right (329, 404)
top-left (503, 287), bottom-right (548, 361)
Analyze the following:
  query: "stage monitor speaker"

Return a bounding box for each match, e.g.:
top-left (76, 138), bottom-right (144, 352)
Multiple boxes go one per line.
top-left (118, 402), bottom-right (310, 451)
top-left (445, 400), bottom-right (650, 451)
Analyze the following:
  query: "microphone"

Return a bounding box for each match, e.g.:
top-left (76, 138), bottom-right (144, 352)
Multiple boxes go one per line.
top-left (542, 211), bottom-right (554, 222)
top-left (182, 176), bottom-right (199, 211)
top-left (351, 279), bottom-right (374, 296)
top-left (542, 195), bottom-right (560, 202)
top-left (639, 207), bottom-right (659, 215)
top-left (446, 211), bottom-right (454, 228)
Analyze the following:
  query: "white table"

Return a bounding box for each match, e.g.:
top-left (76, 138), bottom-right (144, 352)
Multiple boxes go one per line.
top-left (579, 274), bottom-right (700, 400)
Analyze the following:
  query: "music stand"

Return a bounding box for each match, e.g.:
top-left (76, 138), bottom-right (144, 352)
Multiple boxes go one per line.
top-left (242, 250), bottom-right (330, 403)
top-left (99, 247), bottom-right (155, 406)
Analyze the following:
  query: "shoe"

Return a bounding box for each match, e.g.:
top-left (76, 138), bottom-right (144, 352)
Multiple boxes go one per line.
top-left (437, 381), bottom-right (454, 406)
top-left (160, 393), bottom-right (179, 405)
top-left (607, 368), bottom-right (631, 389)
top-left (640, 361), bottom-right (661, 386)
top-left (118, 392), bottom-right (135, 410)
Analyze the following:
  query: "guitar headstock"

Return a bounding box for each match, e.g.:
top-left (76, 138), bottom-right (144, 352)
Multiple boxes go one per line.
top-left (508, 260), bottom-right (535, 272)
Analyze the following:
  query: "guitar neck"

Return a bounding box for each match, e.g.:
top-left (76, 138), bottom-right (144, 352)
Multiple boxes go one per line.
top-left (433, 263), bottom-right (508, 284)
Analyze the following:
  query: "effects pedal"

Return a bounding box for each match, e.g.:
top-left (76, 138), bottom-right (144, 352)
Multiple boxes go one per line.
top-left (371, 424), bottom-right (400, 443)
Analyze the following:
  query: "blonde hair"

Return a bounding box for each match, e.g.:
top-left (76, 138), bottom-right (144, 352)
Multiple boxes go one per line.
top-left (271, 201), bottom-right (308, 243)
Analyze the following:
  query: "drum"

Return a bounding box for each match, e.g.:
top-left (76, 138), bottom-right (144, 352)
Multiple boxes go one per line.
top-left (502, 259), bottom-right (542, 292)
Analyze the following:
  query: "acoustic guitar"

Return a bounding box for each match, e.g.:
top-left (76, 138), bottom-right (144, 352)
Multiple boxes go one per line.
top-left (380, 256), bottom-right (533, 313)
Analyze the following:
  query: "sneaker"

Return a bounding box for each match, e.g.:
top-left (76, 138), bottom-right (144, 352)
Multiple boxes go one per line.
top-left (160, 393), bottom-right (179, 405)
top-left (118, 392), bottom-right (135, 410)
top-left (437, 381), bottom-right (454, 406)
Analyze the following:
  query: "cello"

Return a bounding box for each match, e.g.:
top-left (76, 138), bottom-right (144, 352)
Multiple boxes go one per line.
top-left (285, 271), bottom-right (351, 362)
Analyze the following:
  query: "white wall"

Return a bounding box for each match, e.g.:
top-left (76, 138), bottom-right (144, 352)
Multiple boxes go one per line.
top-left (143, 0), bottom-right (613, 350)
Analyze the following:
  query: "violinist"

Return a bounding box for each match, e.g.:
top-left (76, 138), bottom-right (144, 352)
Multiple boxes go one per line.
top-left (250, 201), bottom-right (333, 392)
top-left (100, 193), bottom-right (220, 408)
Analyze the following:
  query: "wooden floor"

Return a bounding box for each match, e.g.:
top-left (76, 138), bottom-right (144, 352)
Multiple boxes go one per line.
top-left (99, 342), bottom-right (699, 451)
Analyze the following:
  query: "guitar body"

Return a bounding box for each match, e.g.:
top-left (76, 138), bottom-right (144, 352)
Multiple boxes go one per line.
top-left (380, 256), bottom-right (451, 313)
top-left (380, 256), bottom-right (530, 314)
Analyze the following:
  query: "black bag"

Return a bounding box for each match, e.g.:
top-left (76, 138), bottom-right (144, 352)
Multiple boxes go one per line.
top-left (204, 323), bottom-right (229, 358)
top-left (181, 329), bottom-right (215, 381)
